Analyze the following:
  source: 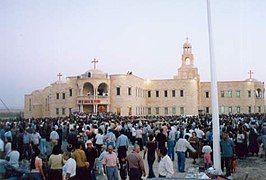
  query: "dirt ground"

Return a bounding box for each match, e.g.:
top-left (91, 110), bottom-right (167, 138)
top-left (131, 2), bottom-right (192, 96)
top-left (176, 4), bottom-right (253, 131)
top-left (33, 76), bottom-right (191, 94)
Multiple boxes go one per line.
top-left (233, 156), bottom-right (266, 180)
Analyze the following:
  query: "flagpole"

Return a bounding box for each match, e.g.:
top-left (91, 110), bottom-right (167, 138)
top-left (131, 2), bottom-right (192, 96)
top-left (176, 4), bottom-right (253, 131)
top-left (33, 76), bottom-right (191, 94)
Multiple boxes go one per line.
top-left (206, 0), bottom-right (221, 173)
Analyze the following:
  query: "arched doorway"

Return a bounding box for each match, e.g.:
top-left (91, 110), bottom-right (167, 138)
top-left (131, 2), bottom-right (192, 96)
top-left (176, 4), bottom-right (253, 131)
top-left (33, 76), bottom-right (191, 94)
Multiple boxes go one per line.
top-left (98, 105), bottom-right (107, 112)
top-left (97, 83), bottom-right (108, 96)
top-left (83, 82), bottom-right (94, 97)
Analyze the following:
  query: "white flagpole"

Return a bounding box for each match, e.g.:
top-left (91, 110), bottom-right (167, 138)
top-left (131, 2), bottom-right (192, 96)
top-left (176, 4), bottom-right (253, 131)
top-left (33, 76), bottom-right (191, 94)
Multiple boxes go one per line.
top-left (206, 0), bottom-right (221, 173)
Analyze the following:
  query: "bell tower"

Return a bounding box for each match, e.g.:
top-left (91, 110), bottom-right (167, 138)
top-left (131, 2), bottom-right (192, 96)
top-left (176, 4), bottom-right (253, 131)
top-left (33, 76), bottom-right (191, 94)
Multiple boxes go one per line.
top-left (174, 38), bottom-right (200, 80)
top-left (182, 37), bottom-right (194, 67)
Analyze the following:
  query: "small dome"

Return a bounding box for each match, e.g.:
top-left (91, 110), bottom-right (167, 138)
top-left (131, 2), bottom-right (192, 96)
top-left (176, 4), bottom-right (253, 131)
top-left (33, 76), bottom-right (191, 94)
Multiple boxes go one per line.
top-left (245, 78), bottom-right (258, 82)
top-left (82, 68), bottom-right (108, 79)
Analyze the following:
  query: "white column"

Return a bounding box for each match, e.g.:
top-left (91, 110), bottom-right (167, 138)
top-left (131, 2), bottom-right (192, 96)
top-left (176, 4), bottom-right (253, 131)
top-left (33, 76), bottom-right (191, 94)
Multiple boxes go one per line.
top-left (207, 0), bottom-right (221, 173)
top-left (80, 105), bottom-right (83, 113)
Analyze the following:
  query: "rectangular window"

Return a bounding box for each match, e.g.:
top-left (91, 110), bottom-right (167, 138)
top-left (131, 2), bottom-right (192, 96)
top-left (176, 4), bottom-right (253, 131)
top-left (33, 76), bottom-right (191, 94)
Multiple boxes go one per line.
top-left (248, 90), bottom-right (251, 97)
top-left (164, 107), bottom-right (168, 115)
top-left (180, 107), bottom-right (185, 115)
top-left (148, 91), bottom-right (151, 98)
top-left (29, 99), bottom-right (32, 111)
top-left (220, 106), bottom-right (225, 114)
top-left (257, 106), bottom-right (261, 113)
top-left (155, 107), bottom-right (159, 115)
top-left (236, 106), bottom-right (241, 113)
top-left (116, 107), bottom-right (121, 115)
top-left (221, 91), bottom-right (225, 98)
top-left (128, 107), bottom-right (132, 116)
top-left (172, 90), bottom-right (176, 97)
top-left (116, 87), bottom-right (120, 96)
top-left (206, 107), bottom-right (209, 114)
top-left (228, 106), bottom-right (232, 114)
top-left (62, 93), bottom-right (66, 99)
top-left (56, 93), bottom-right (59, 99)
top-left (128, 87), bottom-right (132, 96)
top-left (148, 108), bottom-right (152, 115)
top-left (62, 108), bottom-right (65, 115)
top-left (236, 90), bottom-right (241, 98)
top-left (172, 107), bottom-right (176, 115)
top-left (164, 90), bottom-right (168, 97)
top-left (180, 90), bottom-right (184, 97)
top-left (227, 91), bottom-right (232, 98)
top-left (205, 91), bottom-right (209, 98)
top-left (69, 89), bottom-right (73, 97)
top-left (56, 108), bottom-right (59, 115)
top-left (248, 106), bottom-right (252, 113)
top-left (156, 91), bottom-right (159, 97)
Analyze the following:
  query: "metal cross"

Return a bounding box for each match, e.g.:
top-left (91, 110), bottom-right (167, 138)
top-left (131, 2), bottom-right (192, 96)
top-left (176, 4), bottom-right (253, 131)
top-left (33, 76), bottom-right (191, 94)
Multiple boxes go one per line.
top-left (91, 58), bottom-right (98, 69)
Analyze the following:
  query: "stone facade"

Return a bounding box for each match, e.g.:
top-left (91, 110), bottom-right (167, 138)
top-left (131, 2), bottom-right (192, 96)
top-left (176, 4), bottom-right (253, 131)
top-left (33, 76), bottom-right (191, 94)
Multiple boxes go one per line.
top-left (24, 41), bottom-right (265, 118)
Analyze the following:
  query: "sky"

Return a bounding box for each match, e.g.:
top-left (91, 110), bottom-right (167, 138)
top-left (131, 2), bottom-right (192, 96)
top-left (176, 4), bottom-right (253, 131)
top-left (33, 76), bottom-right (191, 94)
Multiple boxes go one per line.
top-left (0, 0), bottom-right (266, 109)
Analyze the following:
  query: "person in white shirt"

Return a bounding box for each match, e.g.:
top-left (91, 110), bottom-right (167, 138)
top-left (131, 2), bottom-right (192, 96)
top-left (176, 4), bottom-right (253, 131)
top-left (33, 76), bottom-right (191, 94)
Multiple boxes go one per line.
top-left (7, 148), bottom-right (20, 168)
top-left (31, 129), bottom-right (41, 146)
top-left (158, 147), bottom-right (174, 178)
top-left (50, 128), bottom-right (59, 147)
top-left (175, 134), bottom-right (196, 172)
top-left (95, 129), bottom-right (104, 156)
top-left (62, 151), bottom-right (76, 180)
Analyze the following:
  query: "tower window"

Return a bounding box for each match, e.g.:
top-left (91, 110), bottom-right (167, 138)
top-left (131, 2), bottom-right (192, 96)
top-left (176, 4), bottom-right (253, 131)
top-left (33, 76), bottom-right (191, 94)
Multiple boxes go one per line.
top-left (56, 93), bottom-right (59, 99)
top-left (116, 87), bottom-right (121, 96)
top-left (69, 89), bottom-right (73, 97)
top-left (205, 91), bottom-right (209, 98)
top-left (62, 93), bottom-right (65, 99)
top-left (185, 58), bottom-right (191, 65)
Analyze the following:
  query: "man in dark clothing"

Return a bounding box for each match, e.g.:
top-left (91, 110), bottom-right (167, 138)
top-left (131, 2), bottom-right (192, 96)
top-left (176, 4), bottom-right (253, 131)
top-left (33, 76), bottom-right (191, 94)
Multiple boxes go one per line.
top-left (85, 140), bottom-right (98, 180)
top-left (67, 128), bottom-right (78, 147)
top-left (156, 128), bottom-right (167, 161)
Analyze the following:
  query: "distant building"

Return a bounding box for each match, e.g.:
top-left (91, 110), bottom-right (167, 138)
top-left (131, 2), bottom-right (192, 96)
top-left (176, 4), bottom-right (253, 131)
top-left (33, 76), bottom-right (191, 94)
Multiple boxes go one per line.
top-left (24, 40), bottom-right (265, 118)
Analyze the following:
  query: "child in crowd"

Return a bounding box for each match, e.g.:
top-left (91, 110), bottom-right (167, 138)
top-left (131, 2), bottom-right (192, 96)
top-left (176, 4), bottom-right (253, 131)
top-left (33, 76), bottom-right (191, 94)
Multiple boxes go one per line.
top-left (202, 141), bottom-right (212, 169)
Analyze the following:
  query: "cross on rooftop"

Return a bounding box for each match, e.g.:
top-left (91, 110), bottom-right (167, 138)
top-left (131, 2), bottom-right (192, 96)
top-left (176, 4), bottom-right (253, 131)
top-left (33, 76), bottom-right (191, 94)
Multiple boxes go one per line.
top-left (57, 73), bottom-right (63, 81)
top-left (91, 58), bottom-right (98, 69)
top-left (248, 70), bottom-right (254, 79)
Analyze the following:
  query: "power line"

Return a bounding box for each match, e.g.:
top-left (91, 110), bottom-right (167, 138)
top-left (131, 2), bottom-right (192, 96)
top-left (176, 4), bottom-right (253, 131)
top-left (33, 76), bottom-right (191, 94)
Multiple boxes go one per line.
top-left (0, 97), bottom-right (11, 113)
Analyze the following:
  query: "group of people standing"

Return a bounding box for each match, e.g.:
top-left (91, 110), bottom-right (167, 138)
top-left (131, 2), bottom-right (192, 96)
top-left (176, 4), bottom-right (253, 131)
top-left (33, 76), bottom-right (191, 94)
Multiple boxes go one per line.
top-left (0, 113), bottom-right (266, 180)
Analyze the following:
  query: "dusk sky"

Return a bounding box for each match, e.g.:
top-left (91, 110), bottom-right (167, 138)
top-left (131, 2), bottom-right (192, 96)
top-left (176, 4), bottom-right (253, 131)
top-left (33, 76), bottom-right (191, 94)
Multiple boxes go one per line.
top-left (0, 0), bottom-right (266, 109)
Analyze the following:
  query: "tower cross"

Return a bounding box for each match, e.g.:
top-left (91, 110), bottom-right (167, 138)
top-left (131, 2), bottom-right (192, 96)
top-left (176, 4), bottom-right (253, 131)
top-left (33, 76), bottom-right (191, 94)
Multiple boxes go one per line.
top-left (91, 58), bottom-right (98, 69)
top-left (57, 73), bottom-right (62, 81)
top-left (248, 70), bottom-right (254, 79)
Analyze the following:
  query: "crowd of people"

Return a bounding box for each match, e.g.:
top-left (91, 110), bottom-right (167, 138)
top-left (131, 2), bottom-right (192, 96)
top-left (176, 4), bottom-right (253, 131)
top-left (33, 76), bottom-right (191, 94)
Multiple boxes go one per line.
top-left (0, 112), bottom-right (266, 179)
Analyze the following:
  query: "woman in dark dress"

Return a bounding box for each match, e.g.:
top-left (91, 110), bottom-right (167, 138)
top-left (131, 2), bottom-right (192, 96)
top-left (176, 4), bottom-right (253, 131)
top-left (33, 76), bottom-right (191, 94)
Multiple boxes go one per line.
top-left (249, 128), bottom-right (259, 156)
top-left (189, 132), bottom-right (199, 164)
top-left (143, 134), bottom-right (157, 178)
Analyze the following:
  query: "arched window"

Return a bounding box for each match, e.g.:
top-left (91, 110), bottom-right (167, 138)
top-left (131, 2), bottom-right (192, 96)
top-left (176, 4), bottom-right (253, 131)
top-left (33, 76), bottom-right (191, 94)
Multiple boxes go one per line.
top-left (185, 58), bottom-right (191, 65)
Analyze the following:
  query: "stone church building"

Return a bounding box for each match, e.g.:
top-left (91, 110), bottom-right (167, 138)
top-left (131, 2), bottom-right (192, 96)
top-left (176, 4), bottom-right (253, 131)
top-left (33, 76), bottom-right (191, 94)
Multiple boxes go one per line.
top-left (24, 40), bottom-right (265, 118)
